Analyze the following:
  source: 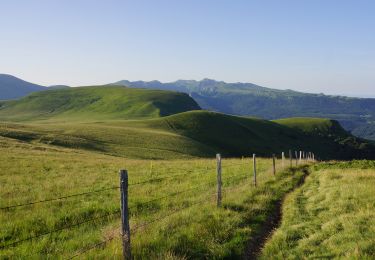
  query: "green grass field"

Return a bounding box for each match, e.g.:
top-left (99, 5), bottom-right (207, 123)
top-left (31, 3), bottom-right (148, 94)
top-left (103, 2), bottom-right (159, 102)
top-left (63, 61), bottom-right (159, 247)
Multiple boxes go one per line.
top-left (261, 160), bottom-right (375, 259)
top-left (0, 135), bottom-right (310, 259)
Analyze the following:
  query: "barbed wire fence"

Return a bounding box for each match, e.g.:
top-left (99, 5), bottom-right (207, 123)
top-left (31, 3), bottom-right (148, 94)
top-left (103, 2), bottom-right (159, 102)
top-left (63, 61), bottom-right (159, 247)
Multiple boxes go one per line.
top-left (0, 150), bottom-right (316, 258)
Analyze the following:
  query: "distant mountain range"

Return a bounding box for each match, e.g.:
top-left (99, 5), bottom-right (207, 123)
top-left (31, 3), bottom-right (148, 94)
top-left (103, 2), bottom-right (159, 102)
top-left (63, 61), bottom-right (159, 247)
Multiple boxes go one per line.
top-left (0, 74), bottom-right (46, 100)
top-left (113, 79), bottom-right (375, 141)
top-left (0, 74), bottom-right (70, 100)
top-left (0, 74), bottom-right (374, 141)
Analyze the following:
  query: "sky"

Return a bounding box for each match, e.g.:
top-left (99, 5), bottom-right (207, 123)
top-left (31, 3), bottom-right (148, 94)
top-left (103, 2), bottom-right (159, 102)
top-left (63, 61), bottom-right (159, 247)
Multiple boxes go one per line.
top-left (0, 0), bottom-right (374, 97)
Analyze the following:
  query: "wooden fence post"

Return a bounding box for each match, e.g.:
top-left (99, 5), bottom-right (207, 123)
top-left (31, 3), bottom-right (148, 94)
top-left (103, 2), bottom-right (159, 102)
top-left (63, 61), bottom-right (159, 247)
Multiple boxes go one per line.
top-left (295, 151), bottom-right (298, 166)
top-left (253, 154), bottom-right (257, 186)
top-left (120, 170), bottom-right (131, 259)
top-left (299, 151), bottom-right (302, 163)
top-left (216, 154), bottom-right (222, 207)
top-left (282, 152), bottom-right (285, 168)
top-left (289, 150), bottom-right (292, 167)
top-left (272, 154), bottom-right (276, 175)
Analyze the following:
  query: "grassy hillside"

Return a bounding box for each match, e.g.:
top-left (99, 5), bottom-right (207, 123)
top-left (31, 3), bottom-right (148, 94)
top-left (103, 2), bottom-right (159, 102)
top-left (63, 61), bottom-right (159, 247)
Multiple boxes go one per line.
top-left (261, 161), bottom-right (375, 259)
top-left (113, 79), bottom-right (375, 140)
top-left (141, 112), bottom-right (345, 158)
top-left (0, 86), bottom-right (200, 121)
top-left (274, 118), bottom-right (348, 138)
top-left (1, 111), bottom-right (374, 160)
top-left (0, 135), bottom-right (308, 258)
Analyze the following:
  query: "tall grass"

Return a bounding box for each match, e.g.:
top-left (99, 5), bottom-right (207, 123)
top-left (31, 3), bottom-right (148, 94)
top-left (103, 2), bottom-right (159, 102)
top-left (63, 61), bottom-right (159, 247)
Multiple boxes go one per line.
top-left (0, 136), bottom-right (309, 258)
top-left (261, 161), bottom-right (375, 259)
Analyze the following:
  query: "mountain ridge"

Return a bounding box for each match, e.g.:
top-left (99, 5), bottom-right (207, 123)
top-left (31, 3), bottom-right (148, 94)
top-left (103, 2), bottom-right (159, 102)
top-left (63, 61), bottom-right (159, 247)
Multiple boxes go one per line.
top-left (113, 78), bottom-right (375, 140)
top-left (0, 74), bottom-right (46, 100)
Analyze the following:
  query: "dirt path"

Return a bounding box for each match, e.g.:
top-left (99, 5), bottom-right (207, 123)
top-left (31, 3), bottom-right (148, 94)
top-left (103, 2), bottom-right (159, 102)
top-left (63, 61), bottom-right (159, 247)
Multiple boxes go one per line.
top-left (243, 167), bottom-right (310, 259)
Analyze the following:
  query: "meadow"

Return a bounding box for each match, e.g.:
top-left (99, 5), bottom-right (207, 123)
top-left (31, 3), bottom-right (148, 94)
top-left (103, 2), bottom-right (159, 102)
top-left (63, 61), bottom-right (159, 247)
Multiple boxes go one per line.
top-left (0, 135), bottom-right (309, 259)
top-left (261, 160), bottom-right (375, 259)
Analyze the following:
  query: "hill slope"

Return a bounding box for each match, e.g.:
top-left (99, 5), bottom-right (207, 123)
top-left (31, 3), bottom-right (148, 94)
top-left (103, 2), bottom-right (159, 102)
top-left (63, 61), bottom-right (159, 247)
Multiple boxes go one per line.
top-left (142, 111), bottom-right (375, 159)
top-left (0, 74), bottom-right (46, 100)
top-left (274, 118), bottom-right (348, 137)
top-left (113, 79), bottom-right (375, 140)
top-left (0, 86), bottom-right (201, 121)
top-left (1, 111), bottom-right (373, 160)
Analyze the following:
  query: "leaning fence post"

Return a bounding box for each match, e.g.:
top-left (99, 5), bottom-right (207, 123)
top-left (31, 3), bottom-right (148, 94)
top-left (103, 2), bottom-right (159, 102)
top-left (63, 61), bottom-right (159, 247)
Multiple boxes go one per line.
top-left (253, 154), bottom-right (257, 186)
top-left (216, 154), bottom-right (222, 207)
top-left (120, 170), bottom-right (131, 259)
top-left (289, 150), bottom-right (292, 167)
top-left (272, 154), bottom-right (276, 175)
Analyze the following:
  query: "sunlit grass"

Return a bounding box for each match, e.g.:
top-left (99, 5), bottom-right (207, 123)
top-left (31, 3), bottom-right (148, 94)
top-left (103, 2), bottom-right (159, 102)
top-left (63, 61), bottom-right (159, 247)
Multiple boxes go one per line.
top-left (261, 161), bottom-right (375, 259)
top-left (0, 136), bottom-right (308, 258)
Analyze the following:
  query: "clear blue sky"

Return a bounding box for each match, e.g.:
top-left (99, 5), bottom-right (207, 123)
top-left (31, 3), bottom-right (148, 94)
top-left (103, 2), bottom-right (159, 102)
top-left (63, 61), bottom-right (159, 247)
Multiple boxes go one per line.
top-left (1, 0), bottom-right (374, 96)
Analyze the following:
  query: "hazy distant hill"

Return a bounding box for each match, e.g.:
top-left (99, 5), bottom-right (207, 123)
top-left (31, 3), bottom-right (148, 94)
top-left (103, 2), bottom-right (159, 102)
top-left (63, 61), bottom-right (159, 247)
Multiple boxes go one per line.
top-left (48, 85), bottom-right (70, 90)
top-left (0, 74), bottom-right (46, 100)
top-left (113, 79), bottom-right (375, 140)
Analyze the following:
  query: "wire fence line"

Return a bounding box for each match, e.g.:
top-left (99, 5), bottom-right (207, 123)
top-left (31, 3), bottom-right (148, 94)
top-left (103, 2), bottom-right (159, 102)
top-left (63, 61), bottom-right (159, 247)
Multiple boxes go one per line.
top-left (1, 151), bottom-right (316, 258)
top-left (128, 164), bottom-right (218, 187)
top-left (68, 229), bottom-right (120, 259)
top-left (67, 192), bottom-right (219, 259)
top-left (0, 186), bottom-right (120, 211)
top-left (0, 162), bottom-right (244, 211)
top-left (129, 180), bottom-right (218, 211)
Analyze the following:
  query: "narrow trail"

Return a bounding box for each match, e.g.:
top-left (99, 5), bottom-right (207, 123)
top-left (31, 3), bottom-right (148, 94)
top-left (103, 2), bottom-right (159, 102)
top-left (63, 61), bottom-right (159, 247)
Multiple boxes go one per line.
top-left (243, 166), bottom-right (310, 260)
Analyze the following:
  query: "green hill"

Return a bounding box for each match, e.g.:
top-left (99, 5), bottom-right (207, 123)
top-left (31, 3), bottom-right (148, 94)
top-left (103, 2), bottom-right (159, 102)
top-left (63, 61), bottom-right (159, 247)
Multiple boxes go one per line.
top-left (0, 86), bottom-right (200, 121)
top-left (274, 118), bottom-right (348, 137)
top-left (140, 112), bottom-right (375, 159)
top-left (113, 79), bottom-right (375, 141)
top-left (1, 111), bottom-right (373, 160)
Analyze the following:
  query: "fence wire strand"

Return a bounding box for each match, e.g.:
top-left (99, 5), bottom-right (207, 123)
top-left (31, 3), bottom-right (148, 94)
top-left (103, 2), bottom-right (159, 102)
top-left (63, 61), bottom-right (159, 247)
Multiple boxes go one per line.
top-left (129, 179), bottom-right (218, 210)
top-left (131, 192), bottom-right (217, 234)
top-left (0, 186), bottom-right (120, 210)
top-left (129, 165), bottom-right (217, 187)
top-left (68, 231), bottom-right (119, 259)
